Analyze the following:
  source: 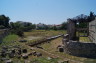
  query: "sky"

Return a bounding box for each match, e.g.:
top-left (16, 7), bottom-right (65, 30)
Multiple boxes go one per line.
top-left (0, 0), bottom-right (96, 24)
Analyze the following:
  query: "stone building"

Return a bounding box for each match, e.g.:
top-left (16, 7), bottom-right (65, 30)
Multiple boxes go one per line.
top-left (89, 18), bottom-right (96, 42)
top-left (62, 17), bottom-right (96, 58)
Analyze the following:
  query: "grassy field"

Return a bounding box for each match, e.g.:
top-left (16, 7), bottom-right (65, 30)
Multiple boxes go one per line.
top-left (80, 37), bottom-right (91, 42)
top-left (24, 30), bottom-right (66, 37)
top-left (0, 30), bottom-right (66, 63)
top-left (0, 30), bottom-right (95, 63)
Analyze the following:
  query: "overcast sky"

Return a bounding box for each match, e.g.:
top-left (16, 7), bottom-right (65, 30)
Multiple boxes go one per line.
top-left (0, 0), bottom-right (96, 24)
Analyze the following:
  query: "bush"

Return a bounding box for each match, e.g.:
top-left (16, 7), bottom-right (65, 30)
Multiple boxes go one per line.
top-left (10, 29), bottom-right (24, 37)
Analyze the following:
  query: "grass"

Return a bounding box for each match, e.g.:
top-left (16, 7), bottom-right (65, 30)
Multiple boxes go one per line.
top-left (0, 34), bottom-right (19, 46)
top-left (0, 30), bottom-right (94, 63)
top-left (30, 57), bottom-right (59, 63)
top-left (25, 30), bottom-right (66, 45)
top-left (3, 34), bottom-right (19, 42)
top-left (80, 37), bottom-right (91, 42)
top-left (24, 30), bottom-right (66, 37)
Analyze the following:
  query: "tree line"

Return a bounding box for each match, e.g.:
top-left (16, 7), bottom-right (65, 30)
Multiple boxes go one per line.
top-left (0, 15), bottom-right (36, 37)
top-left (0, 11), bottom-right (95, 36)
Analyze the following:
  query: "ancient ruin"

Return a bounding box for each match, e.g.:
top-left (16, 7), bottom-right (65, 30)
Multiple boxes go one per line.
top-left (63, 18), bottom-right (96, 58)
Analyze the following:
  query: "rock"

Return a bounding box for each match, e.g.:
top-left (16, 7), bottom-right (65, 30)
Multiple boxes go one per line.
top-left (13, 45), bottom-right (20, 48)
top-left (11, 49), bottom-right (15, 53)
top-left (22, 54), bottom-right (28, 59)
top-left (17, 55), bottom-right (21, 59)
top-left (28, 52), bottom-right (32, 56)
top-left (36, 46), bottom-right (43, 49)
top-left (22, 49), bottom-right (27, 53)
top-left (17, 49), bottom-right (22, 55)
top-left (9, 53), bottom-right (14, 58)
top-left (62, 61), bottom-right (69, 63)
top-left (0, 58), bottom-right (8, 61)
top-left (30, 47), bottom-right (34, 50)
top-left (36, 52), bottom-right (42, 57)
top-left (2, 46), bottom-right (8, 49)
top-left (47, 57), bottom-right (52, 60)
top-left (57, 45), bottom-right (62, 49)
top-left (58, 47), bottom-right (64, 52)
top-left (1, 53), bottom-right (7, 57)
top-left (19, 40), bottom-right (27, 42)
top-left (32, 51), bottom-right (36, 56)
top-left (5, 59), bottom-right (13, 63)
top-left (58, 60), bottom-right (69, 63)
top-left (24, 60), bottom-right (30, 63)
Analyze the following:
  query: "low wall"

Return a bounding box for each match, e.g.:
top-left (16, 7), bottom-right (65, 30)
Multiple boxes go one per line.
top-left (63, 39), bottom-right (96, 58)
top-left (29, 34), bottom-right (63, 46)
top-left (0, 29), bottom-right (9, 43)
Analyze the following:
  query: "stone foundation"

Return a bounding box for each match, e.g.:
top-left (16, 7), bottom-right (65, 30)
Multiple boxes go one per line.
top-left (63, 34), bottom-right (96, 58)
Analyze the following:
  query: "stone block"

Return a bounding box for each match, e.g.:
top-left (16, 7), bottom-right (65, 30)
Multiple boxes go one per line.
top-left (58, 47), bottom-right (64, 52)
top-left (22, 49), bottom-right (27, 53)
top-left (22, 54), bottom-right (28, 59)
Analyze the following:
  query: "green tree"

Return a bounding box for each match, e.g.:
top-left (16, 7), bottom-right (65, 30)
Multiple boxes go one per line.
top-left (61, 22), bottom-right (67, 30)
top-left (0, 15), bottom-right (10, 28)
top-left (87, 11), bottom-right (95, 22)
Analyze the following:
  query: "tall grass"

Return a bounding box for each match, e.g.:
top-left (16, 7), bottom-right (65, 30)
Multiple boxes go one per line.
top-left (1, 34), bottom-right (19, 46)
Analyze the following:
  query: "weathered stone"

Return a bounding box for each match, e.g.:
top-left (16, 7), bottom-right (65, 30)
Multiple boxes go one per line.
top-left (63, 40), bottom-right (96, 58)
top-left (17, 55), bottom-right (21, 59)
top-left (11, 49), bottom-right (15, 53)
top-left (58, 47), bottom-right (64, 52)
top-left (22, 54), bottom-right (28, 59)
top-left (0, 58), bottom-right (8, 61)
top-left (36, 52), bottom-right (42, 57)
top-left (57, 45), bottom-right (62, 49)
top-left (47, 57), bottom-right (52, 60)
top-left (17, 49), bottom-right (22, 55)
top-left (2, 46), bottom-right (8, 49)
top-left (19, 40), bottom-right (27, 42)
top-left (1, 53), bottom-right (7, 57)
top-left (36, 46), bottom-right (43, 49)
top-left (32, 51), bottom-right (36, 56)
top-left (30, 47), bottom-right (34, 50)
top-left (9, 53), bottom-right (14, 58)
top-left (28, 52), bottom-right (32, 56)
top-left (22, 49), bottom-right (27, 53)
top-left (5, 59), bottom-right (13, 63)
top-left (58, 60), bottom-right (69, 63)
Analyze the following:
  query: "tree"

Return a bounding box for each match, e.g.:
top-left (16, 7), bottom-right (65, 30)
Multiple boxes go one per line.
top-left (53, 26), bottom-right (57, 30)
top-left (10, 22), bottom-right (24, 37)
top-left (61, 22), bottom-right (67, 30)
top-left (87, 11), bottom-right (95, 22)
top-left (0, 15), bottom-right (10, 28)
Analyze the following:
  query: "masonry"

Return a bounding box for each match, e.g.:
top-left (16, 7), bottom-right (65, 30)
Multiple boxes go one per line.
top-left (62, 18), bottom-right (96, 58)
top-left (89, 18), bottom-right (96, 42)
top-left (0, 29), bottom-right (9, 43)
top-left (63, 37), bottom-right (96, 58)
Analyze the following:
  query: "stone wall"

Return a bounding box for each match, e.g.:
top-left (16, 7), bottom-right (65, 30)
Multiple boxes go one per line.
top-left (0, 29), bottom-right (9, 43)
top-left (63, 34), bottom-right (96, 58)
top-left (67, 20), bottom-right (76, 40)
top-left (89, 18), bottom-right (96, 43)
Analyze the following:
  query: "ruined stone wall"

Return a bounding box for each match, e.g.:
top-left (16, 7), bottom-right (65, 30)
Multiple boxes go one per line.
top-left (0, 29), bottom-right (9, 43)
top-left (63, 34), bottom-right (96, 58)
top-left (67, 20), bottom-right (76, 40)
top-left (89, 18), bottom-right (96, 43)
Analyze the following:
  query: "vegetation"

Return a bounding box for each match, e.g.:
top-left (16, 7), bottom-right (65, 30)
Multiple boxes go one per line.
top-left (68, 11), bottom-right (96, 28)
top-left (1, 34), bottom-right (19, 46)
top-left (0, 15), bottom-right (10, 28)
top-left (61, 22), bottom-right (67, 30)
top-left (10, 21), bottom-right (36, 37)
top-left (0, 12), bottom-right (96, 63)
top-left (31, 57), bottom-right (59, 63)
